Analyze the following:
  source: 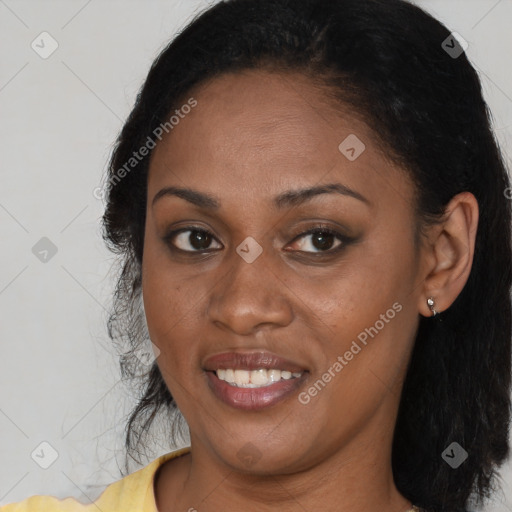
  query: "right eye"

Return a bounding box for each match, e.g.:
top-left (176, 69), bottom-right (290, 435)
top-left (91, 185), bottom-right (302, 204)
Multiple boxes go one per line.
top-left (165, 227), bottom-right (223, 253)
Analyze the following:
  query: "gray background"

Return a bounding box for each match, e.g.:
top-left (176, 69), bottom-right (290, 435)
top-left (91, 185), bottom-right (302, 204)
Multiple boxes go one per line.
top-left (1, 0), bottom-right (511, 509)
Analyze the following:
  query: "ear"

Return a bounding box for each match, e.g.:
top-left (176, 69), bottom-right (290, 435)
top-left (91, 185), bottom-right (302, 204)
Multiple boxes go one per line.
top-left (418, 191), bottom-right (479, 317)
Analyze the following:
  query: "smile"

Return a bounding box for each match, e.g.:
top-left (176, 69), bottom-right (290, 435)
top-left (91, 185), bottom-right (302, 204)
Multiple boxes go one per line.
top-left (215, 368), bottom-right (303, 388)
top-left (203, 350), bottom-right (309, 410)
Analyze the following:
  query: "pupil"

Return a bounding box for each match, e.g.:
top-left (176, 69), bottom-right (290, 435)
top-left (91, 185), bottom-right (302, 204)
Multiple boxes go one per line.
top-left (190, 230), bottom-right (211, 250)
top-left (313, 231), bottom-right (334, 251)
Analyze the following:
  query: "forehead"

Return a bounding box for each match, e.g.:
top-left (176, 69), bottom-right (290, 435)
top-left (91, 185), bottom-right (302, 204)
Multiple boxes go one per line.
top-left (147, 69), bottom-right (413, 211)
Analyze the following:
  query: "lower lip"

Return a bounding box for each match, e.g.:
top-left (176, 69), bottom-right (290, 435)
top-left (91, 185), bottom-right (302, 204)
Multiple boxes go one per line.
top-left (206, 371), bottom-right (307, 411)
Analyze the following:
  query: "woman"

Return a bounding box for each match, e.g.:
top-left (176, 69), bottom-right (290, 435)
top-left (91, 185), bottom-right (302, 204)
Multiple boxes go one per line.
top-left (2, 0), bottom-right (510, 511)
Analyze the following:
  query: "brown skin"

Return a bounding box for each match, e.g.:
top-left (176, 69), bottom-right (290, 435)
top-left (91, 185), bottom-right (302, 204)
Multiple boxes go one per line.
top-left (142, 69), bottom-right (479, 512)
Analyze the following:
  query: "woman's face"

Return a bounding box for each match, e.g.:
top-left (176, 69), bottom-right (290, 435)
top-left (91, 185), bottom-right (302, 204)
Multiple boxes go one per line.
top-left (142, 69), bottom-right (427, 473)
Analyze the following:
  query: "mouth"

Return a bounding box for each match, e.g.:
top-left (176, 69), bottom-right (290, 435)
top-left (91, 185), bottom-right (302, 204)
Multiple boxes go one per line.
top-left (215, 368), bottom-right (303, 387)
top-left (203, 351), bottom-right (309, 410)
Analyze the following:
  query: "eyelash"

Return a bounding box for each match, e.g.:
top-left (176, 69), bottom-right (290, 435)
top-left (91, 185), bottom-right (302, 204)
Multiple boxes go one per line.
top-left (163, 225), bottom-right (351, 256)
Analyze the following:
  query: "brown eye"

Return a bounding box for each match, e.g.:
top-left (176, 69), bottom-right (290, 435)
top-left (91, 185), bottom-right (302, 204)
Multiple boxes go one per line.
top-left (288, 228), bottom-right (345, 253)
top-left (167, 228), bottom-right (222, 252)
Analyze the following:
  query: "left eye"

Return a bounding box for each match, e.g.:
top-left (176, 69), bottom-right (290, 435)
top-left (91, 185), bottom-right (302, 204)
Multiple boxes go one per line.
top-left (288, 228), bottom-right (345, 253)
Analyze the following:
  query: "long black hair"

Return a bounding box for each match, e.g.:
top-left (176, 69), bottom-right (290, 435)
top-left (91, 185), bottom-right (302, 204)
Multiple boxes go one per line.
top-left (101, 1), bottom-right (512, 510)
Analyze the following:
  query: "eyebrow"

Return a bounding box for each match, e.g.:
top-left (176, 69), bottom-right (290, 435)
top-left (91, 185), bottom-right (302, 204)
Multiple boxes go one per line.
top-left (151, 183), bottom-right (370, 210)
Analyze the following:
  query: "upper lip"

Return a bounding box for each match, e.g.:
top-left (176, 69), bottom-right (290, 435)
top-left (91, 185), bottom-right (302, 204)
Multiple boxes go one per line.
top-left (203, 351), bottom-right (308, 373)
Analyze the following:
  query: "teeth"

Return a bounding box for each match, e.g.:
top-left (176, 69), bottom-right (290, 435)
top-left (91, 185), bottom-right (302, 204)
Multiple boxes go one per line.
top-left (234, 369), bottom-right (250, 385)
top-left (215, 368), bottom-right (303, 388)
top-left (268, 369), bottom-right (281, 382)
top-left (251, 369), bottom-right (268, 386)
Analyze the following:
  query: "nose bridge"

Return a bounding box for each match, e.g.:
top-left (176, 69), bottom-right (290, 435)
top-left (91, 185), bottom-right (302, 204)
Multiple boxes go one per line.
top-left (208, 243), bottom-right (293, 334)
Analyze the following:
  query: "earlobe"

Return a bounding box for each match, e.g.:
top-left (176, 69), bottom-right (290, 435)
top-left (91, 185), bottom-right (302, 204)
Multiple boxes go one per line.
top-left (419, 192), bottom-right (479, 317)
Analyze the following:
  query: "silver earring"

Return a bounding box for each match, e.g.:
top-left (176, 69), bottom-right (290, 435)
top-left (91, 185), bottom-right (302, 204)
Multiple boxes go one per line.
top-left (427, 297), bottom-right (438, 317)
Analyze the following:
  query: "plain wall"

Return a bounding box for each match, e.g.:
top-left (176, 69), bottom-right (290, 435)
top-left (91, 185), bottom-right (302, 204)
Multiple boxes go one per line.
top-left (1, 0), bottom-right (511, 509)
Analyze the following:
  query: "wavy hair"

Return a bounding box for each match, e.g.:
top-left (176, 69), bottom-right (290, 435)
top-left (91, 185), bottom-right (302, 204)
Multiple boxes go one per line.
top-left (101, 0), bottom-right (512, 510)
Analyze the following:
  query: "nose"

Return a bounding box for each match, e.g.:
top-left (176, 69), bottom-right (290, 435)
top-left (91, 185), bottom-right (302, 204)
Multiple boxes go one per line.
top-left (207, 247), bottom-right (294, 336)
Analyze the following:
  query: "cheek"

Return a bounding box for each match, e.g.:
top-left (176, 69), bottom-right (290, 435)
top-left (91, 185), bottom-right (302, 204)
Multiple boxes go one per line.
top-left (298, 233), bottom-right (417, 374)
top-left (303, 244), bottom-right (411, 327)
top-left (141, 239), bottom-right (202, 360)
top-left (142, 253), bottom-right (210, 409)
top-left (295, 289), bottom-right (413, 427)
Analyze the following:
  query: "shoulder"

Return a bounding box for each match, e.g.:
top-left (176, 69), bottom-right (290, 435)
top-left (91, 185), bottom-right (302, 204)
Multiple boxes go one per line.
top-left (0, 447), bottom-right (191, 512)
top-left (0, 495), bottom-right (85, 512)
top-left (94, 446), bottom-right (190, 511)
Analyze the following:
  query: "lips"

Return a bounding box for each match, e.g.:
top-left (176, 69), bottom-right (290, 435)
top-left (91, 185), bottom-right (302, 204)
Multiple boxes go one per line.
top-left (203, 351), bottom-right (309, 410)
top-left (203, 351), bottom-right (307, 373)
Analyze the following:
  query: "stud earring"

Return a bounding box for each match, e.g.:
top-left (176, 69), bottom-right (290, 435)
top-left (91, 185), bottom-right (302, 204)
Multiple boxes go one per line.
top-left (427, 297), bottom-right (438, 317)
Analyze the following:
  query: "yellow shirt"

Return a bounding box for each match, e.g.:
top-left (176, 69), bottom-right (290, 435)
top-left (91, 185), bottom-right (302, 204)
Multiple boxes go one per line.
top-left (0, 446), bottom-right (191, 512)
